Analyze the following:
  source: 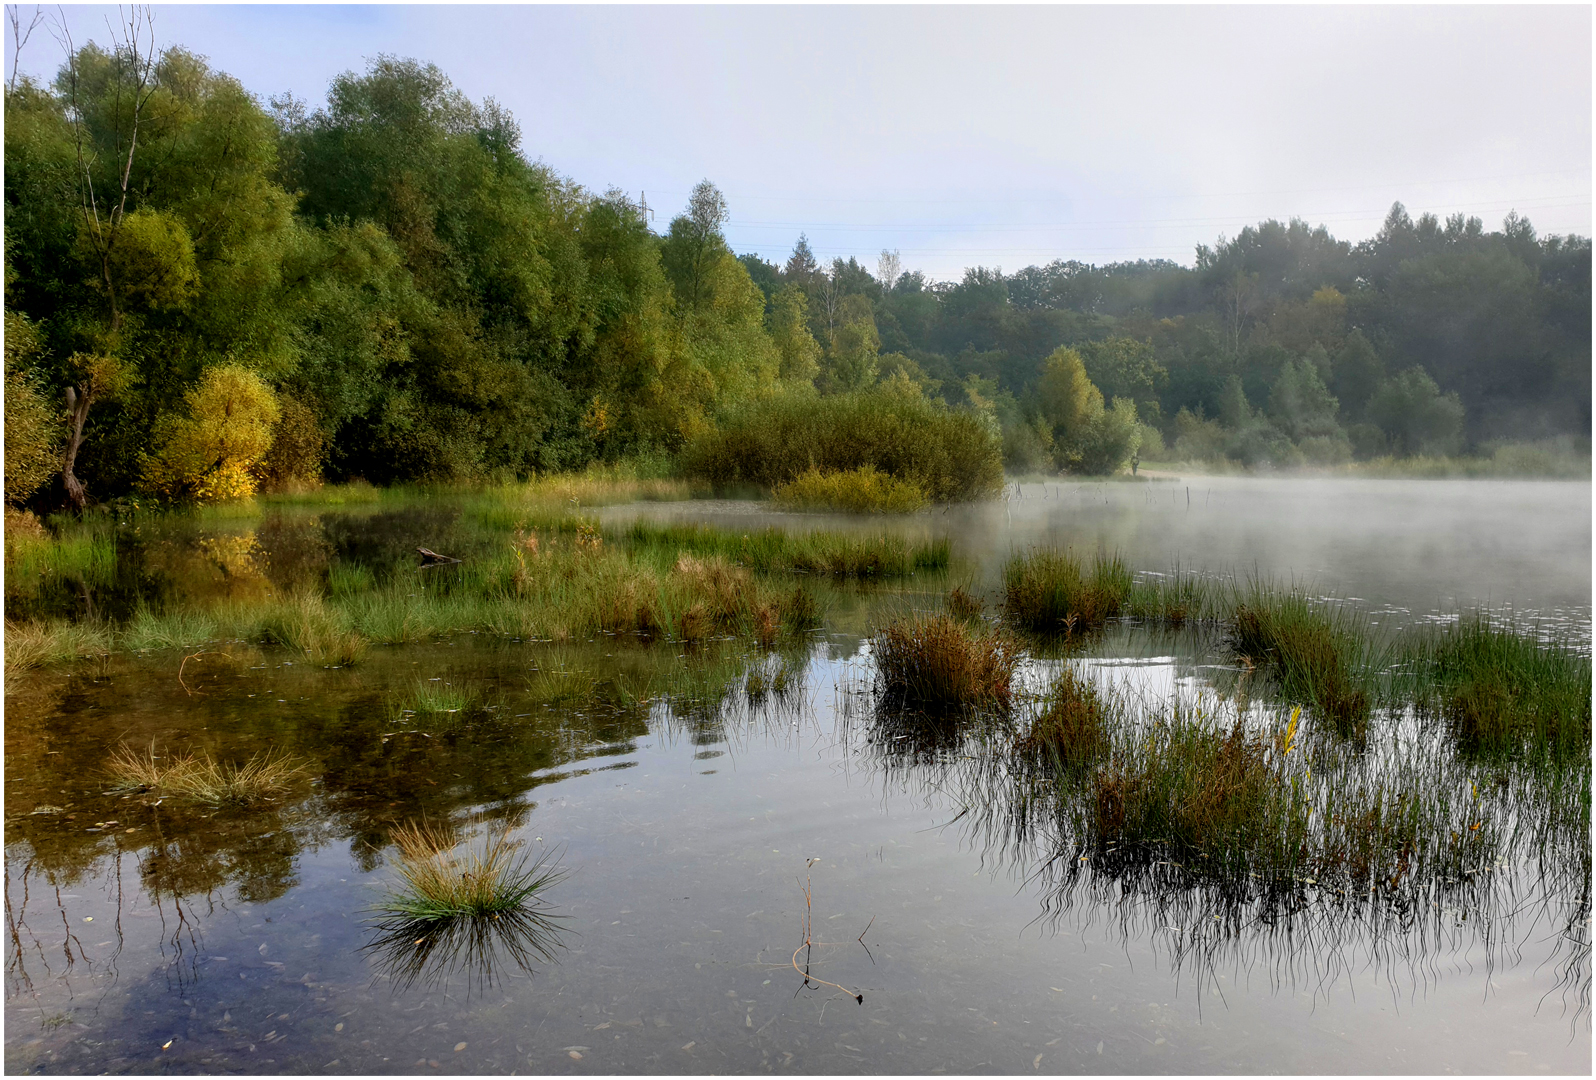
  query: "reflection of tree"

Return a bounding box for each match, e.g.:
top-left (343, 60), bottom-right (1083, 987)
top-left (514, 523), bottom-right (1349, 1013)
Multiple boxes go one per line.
top-left (6, 852), bottom-right (127, 1008)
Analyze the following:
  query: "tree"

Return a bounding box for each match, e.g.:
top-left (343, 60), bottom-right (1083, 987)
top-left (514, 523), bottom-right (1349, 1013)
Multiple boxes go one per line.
top-left (769, 283), bottom-right (820, 386)
top-left (784, 233), bottom-right (818, 285)
top-left (1367, 367), bottom-right (1464, 457)
top-left (140, 363), bottom-right (280, 502)
top-left (3, 311), bottom-right (61, 505)
top-left (876, 249), bottom-right (902, 293)
top-left (825, 293), bottom-right (880, 392)
top-left (661, 180), bottom-right (730, 314)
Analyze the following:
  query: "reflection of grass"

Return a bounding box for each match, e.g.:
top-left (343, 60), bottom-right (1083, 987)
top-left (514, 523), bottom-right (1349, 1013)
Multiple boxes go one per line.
top-left (4, 517), bottom-right (117, 591)
top-left (366, 823), bottom-right (568, 992)
top-left (107, 744), bottom-right (303, 806)
top-left (875, 613), bottom-right (1018, 711)
top-left (771, 465), bottom-right (928, 514)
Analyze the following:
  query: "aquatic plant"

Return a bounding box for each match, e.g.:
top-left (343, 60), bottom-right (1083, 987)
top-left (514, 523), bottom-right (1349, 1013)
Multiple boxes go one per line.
top-left (1229, 585), bottom-right (1376, 736)
top-left (1002, 548), bottom-right (1134, 634)
top-left (874, 612), bottom-right (1019, 711)
top-left (1015, 666), bottom-right (1112, 774)
top-left (395, 675), bottom-right (477, 717)
top-left (946, 585), bottom-right (983, 621)
top-left (259, 592), bottom-right (368, 665)
top-left (379, 822), bottom-right (567, 920)
top-left (4, 618), bottom-right (114, 677)
top-left (625, 520), bottom-right (950, 577)
top-left (771, 464), bottom-right (928, 513)
top-left (107, 744), bottom-right (303, 806)
top-left (1417, 615), bottom-right (1592, 760)
top-left (365, 823), bottom-right (568, 992)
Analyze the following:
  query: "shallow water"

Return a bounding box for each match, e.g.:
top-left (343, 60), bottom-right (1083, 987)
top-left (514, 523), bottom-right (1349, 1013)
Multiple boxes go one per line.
top-left (605, 476), bottom-right (1593, 636)
top-left (5, 478), bottom-right (1591, 1074)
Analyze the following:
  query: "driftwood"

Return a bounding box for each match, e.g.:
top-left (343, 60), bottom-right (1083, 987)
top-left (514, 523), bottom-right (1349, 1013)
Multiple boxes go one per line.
top-left (417, 547), bottom-right (462, 566)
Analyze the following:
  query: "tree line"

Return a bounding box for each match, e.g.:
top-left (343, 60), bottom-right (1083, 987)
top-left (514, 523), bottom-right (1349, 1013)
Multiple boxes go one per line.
top-left (5, 32), bottom-right (1589, 509)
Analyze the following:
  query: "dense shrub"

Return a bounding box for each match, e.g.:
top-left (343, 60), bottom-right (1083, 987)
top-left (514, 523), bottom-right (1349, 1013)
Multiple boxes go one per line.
top-left (681, 388), bottom-right (1003, 502)
top-left (771, 465), bottom-right (927, 513)
top-left (140, 364), bottom-right (280, 503)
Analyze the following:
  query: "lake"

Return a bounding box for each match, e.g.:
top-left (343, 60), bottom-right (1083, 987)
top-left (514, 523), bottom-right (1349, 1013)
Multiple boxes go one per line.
top-left (5, 477), bottom-right (1590, 1073)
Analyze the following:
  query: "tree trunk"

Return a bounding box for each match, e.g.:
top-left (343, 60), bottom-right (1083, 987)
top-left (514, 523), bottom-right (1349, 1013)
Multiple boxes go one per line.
top-left (61, 385), bottom-right (92, 511)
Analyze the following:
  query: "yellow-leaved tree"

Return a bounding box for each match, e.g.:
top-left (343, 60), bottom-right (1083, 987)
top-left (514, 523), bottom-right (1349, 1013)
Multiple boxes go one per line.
top-left (141, 364), bottom-right (280, 503)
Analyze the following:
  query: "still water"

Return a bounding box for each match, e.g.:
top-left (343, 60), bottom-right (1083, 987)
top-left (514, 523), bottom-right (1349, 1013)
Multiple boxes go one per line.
top-left (5, 478), bottom-right (1590, 1074)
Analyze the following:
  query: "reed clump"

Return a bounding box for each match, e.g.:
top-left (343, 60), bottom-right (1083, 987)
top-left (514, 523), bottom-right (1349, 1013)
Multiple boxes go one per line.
top-left (1016, 667), bottom-right (1112, 773)
top-left (259, 592), bottom-right (368, 665)
top-left (5, 619), bottom-right (113, 678)
top-left (1002, 548), bottom-right (1134, 634)
top-left (875, 612), bottom-right (1019, 711)
top-left (107, 744), bottom-right (303, 806)
top-left (771, 465), bottom-right (928, 514)
top-left (625, 521), bottom-right (949, 577)
top-left (380, 822), bottom-right (566, 920)
top-left (946, 586), bottom-right (983, 621)
top-left (1421, 616), bottom-right (1591, 760)
top-left (1089, 720), bottom-right (1292, 878)
top-left (1230, 587), bottom-right (1373, 736)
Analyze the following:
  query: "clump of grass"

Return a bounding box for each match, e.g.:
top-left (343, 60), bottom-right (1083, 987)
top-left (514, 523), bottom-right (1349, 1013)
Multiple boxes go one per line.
top-left (626, 521), bottom-right (950, 577)
top-left (875, 612), bottom-right (1019, 711)
top-left (1231, 586), bottom-right (1374, 736)
top-left (1090, 720), bottom-right (1290, 877)
top-left (260, 592), bottom-right (368, 665)
top-left (1420, 615), bottom-right (1591, 760)
top-left (122, 607), bottom-right (222, 652)
top-left (946, 586), bottom-right (983, 621)
top-left (166, 749), bottom-right (304, 807)
top-left (4, 619), bottom-right (114, 677)
top-left (1002, 548), bottom-right (1134, 634)
top-left (396, 676), bottom-right (476, 716)
top-left (772, 465), bottom-right (928, 514)
top-left (107, 744), bottom-right (302, 806)
top-left (328, 562), bottom-right (377, 597)
top-left (380, 822), bottom-right (567, 920)
top-left (1016, 667), bottom-right (1112, 773)
top-left (1125, 568), bottom-right (1220, 625)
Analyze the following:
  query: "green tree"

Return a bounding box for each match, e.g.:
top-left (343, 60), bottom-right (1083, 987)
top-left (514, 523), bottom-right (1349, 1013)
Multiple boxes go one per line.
top-left (1367, 367), bottom-right (1465, 457)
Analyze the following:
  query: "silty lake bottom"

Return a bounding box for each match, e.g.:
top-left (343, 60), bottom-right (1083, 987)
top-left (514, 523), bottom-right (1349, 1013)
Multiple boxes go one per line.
top-left (5, 477), bottom-right (1590, 1074)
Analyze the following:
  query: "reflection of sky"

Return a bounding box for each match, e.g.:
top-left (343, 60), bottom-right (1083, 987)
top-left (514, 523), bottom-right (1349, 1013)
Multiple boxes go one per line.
top-left (5, 633), bottom-right (1589, 1073)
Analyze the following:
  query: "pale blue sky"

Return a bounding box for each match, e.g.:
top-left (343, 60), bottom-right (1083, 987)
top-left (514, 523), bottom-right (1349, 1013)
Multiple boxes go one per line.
top-left (9, 5), bottom-right (1591, 280)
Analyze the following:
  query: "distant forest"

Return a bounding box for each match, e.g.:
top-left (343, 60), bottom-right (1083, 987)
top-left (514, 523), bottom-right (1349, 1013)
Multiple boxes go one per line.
top-left (5, 38), bottom-right (1590, 508)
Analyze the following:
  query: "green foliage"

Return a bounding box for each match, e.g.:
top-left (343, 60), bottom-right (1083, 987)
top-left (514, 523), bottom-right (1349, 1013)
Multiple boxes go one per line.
top-left (1367, 366), bottom-right (1465, 457)
top-left (771, 465), bottom-right (927, 514)
top-left (1231, 586), bottom-right (1376, 737)
top-left (1035, 347), bottom-right (1142, 475)
top-left (3, 312), bottom-right (60, 505)
top-left (680, 387), bottom-right (1003, 502)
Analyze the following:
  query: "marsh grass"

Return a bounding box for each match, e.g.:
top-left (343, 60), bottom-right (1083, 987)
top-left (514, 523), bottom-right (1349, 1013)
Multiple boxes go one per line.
top-left (107, 744), bottom-right (303, 806)
top-left (259, 592), bottom-right (369, 665)
top-left (771, 465), bottom-right (928, 513)
top-left (946, 586), bottom-right (983, 621)
top-left (5, 619), bottom-right (114, 678)
top-left (1002, 549), bottom-right (1134, 634)
top-left (625, 521), bottom-right (949, 577)
top-left (1414, 615), bottom-right (1592, 760)
top-left (1015, 667), bottom-right (1113, 774)
top-left (1230, 586), bottom-right (1379, 736)
top-left (379, 822), bottom-right (567, 920)
top-left (875, 612), bottom-right (1019, 712)
top-left (395, 675), bottom-right (477, 717)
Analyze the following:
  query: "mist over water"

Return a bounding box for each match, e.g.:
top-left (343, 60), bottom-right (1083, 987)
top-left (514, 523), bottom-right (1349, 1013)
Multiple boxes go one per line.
top-left (607, 476), bottom-right (1593, 634)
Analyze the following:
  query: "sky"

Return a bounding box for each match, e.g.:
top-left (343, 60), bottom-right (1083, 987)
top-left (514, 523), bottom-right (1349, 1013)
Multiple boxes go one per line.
top-left (8, 4), bottom-right (1591, 282)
